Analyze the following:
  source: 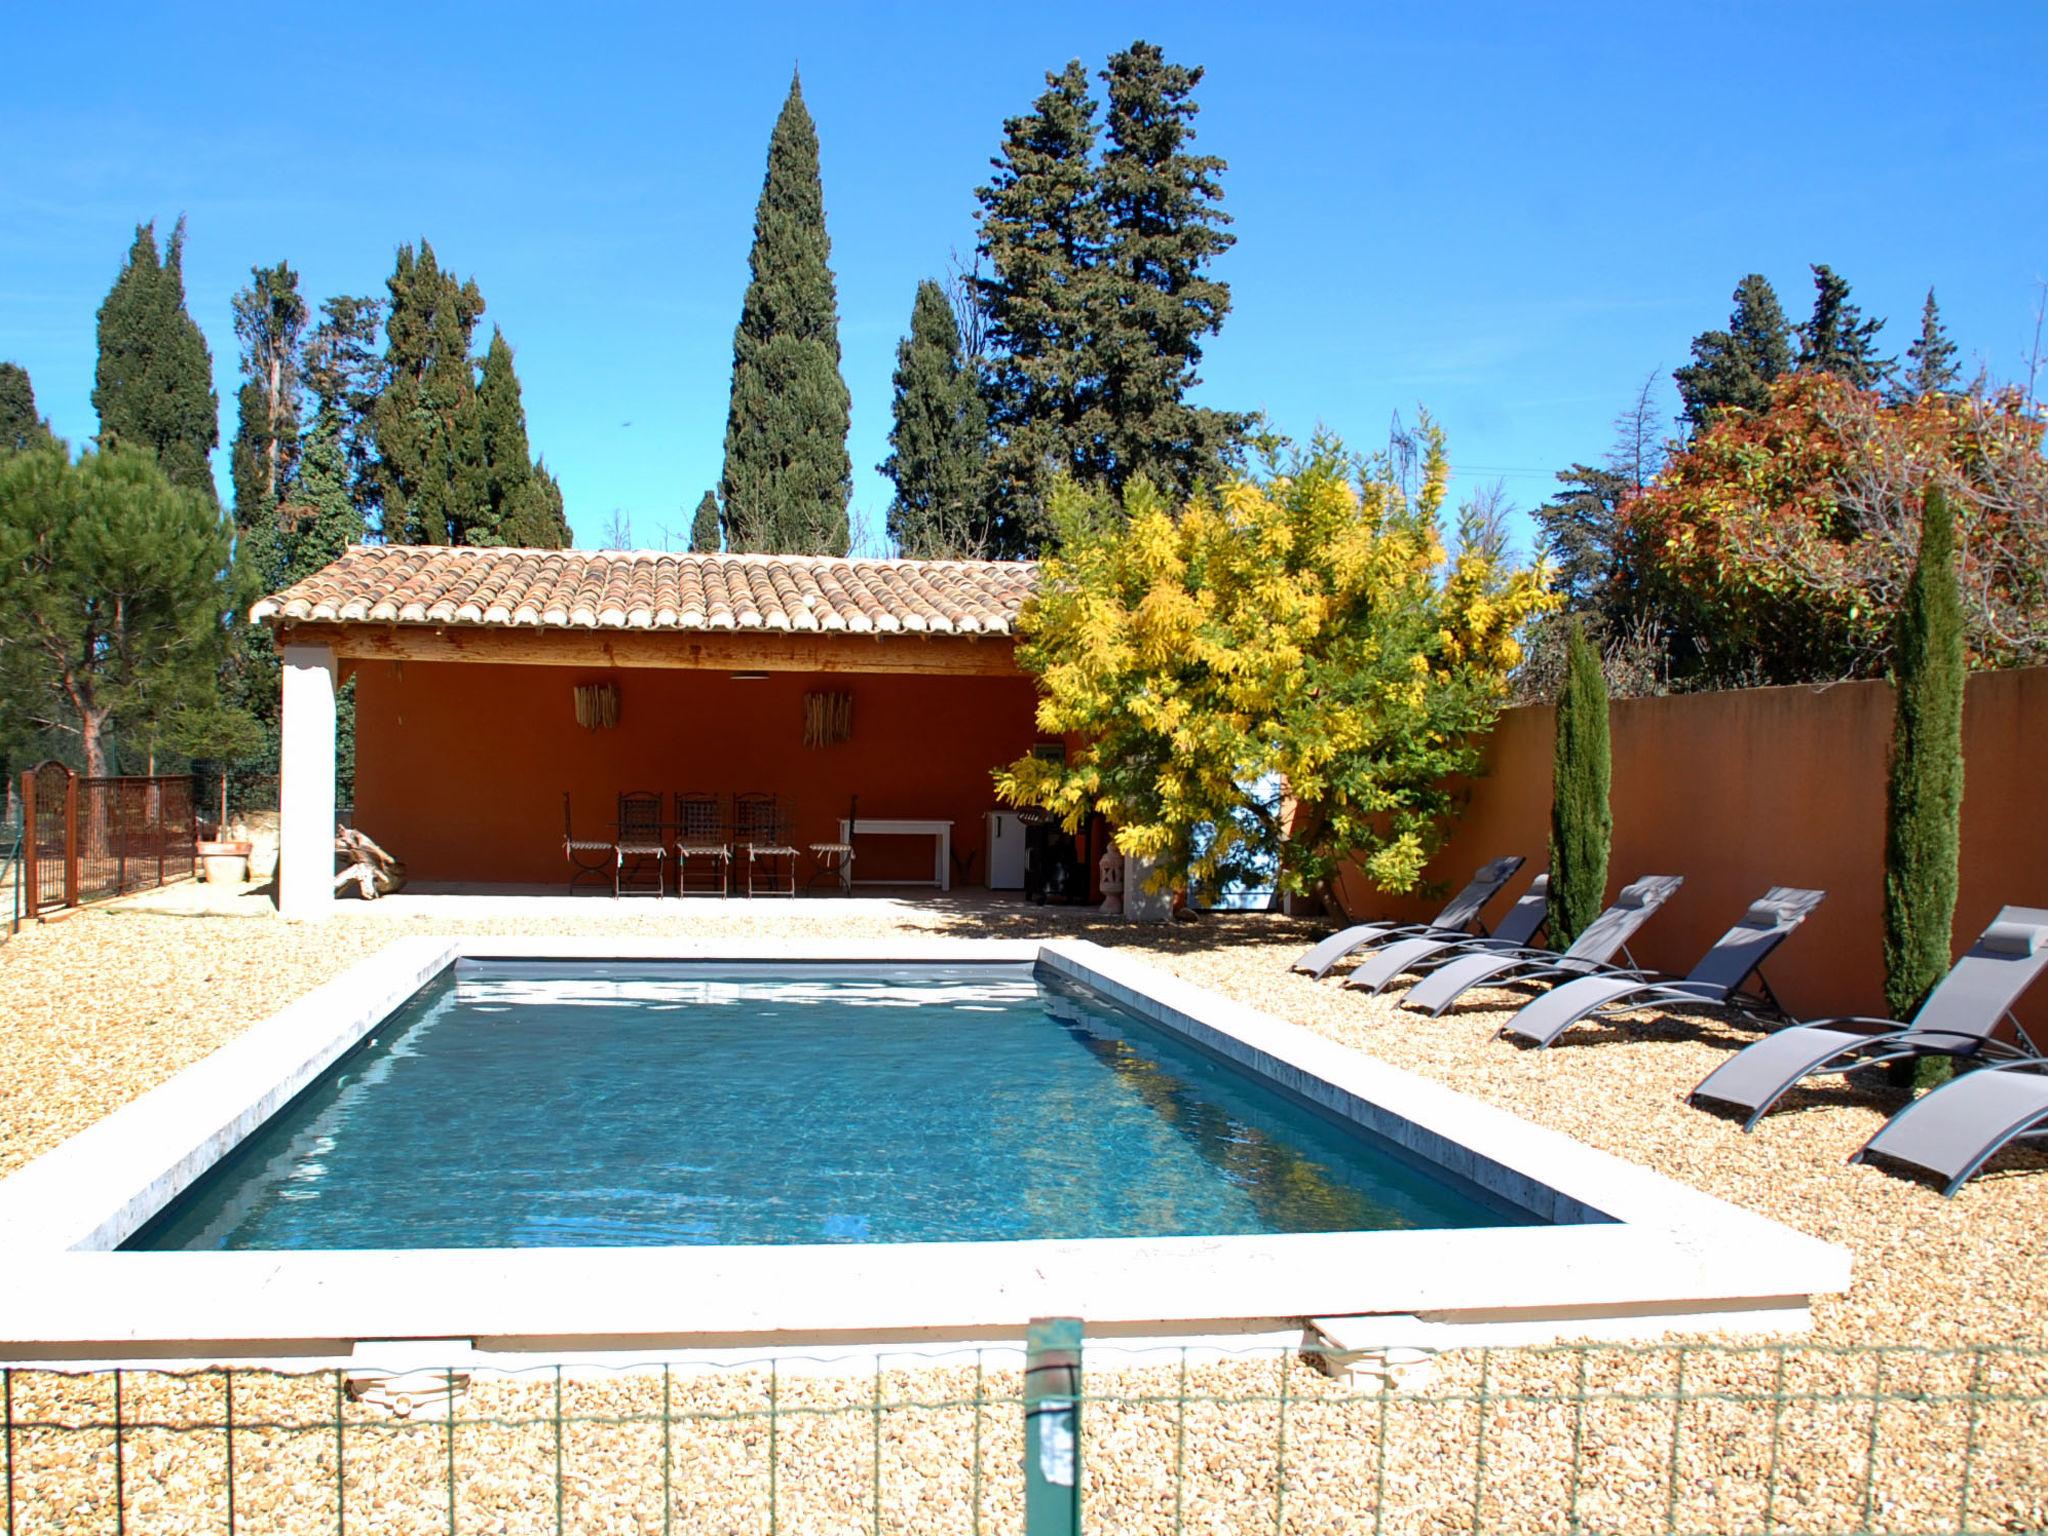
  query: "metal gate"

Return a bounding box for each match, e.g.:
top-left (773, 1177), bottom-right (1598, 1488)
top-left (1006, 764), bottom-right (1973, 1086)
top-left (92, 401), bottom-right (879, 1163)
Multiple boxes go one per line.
top-left (19, 761), bottom-right (197, 916)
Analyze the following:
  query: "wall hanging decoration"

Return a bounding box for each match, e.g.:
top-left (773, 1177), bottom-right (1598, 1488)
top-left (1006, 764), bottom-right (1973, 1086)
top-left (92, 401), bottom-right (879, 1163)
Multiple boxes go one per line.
top-left (803, 690), bottom-right (853, 750)
top-left (572, 682), bottom-right (620, 730)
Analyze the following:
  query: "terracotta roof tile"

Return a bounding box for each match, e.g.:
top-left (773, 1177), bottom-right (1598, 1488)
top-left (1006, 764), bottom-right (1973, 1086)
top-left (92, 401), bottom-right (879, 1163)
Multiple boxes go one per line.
top-left (254, 546), bottom-right (1038, 639)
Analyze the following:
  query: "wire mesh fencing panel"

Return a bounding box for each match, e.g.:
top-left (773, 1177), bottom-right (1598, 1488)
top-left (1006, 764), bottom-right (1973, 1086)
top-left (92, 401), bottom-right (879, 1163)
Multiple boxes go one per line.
top-left (72, 775), bottom-right (195, 907)
top-left (0, 803), bottom-right (21, 938)
top-left (1, 1343), bottom-right (2043, 1535)
top-left (193, 768), bottom-right (278, 833)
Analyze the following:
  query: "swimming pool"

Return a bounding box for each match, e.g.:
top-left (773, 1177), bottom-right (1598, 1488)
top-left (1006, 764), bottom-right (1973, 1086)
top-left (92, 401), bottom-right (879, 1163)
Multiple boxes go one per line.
top-left (0, 936), bottom-right (1850, 1360)
top-left (129, 961), bottom-right (1525, 1251)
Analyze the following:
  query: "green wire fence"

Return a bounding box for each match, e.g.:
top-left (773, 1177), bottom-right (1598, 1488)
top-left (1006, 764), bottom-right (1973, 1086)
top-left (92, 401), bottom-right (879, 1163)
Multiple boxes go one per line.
top-left (2, 804), bottom-right (21, 940)
top-left (2, 1334), bottom-right (2043, 1535)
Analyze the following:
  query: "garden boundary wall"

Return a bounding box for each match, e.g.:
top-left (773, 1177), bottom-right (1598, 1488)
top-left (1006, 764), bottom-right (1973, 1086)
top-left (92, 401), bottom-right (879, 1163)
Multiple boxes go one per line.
top-left (1336, 666), bottom-right (2048, 1035)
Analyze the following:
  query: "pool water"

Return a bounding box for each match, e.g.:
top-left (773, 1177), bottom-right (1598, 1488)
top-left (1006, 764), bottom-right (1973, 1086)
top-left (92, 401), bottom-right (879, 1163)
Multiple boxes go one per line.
top-left (127, 961), bottom-right (1532, 1251)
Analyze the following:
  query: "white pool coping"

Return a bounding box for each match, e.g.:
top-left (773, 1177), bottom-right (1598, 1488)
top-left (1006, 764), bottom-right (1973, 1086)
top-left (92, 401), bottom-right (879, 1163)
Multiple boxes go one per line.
top-left (0, 936), bottom-right (1849, 1361)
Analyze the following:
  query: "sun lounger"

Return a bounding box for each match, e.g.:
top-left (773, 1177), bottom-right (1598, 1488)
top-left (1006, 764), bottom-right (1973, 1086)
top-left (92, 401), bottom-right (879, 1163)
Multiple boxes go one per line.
top-left (1396, 876), bottom-right (1686, 1017)
top-left (1341, 875), bottom-right (1551, 994)
top-left (1689, 907), bottom-right (2048, 1131)
top-left (1499, 887), bottom-right (1825, 1048)
top-left (1851, 1058), bottom-right (2048, 1196)
top-left (1290, 856), bottom-right (1525, 979)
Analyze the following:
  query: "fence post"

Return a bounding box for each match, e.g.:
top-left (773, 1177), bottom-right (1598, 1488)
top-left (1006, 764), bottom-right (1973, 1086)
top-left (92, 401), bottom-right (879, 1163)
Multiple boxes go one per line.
top-left (1024, 1317), bottom-right (1083, 1536)
top-left (62, 768), bottom-right (77, 910)
top-left (21, 770), bottom-right (36, 916)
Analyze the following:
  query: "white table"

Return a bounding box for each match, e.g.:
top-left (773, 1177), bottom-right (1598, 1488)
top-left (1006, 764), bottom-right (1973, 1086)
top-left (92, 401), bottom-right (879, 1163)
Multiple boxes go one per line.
top-left (841, 818), bottom-right (953, 891)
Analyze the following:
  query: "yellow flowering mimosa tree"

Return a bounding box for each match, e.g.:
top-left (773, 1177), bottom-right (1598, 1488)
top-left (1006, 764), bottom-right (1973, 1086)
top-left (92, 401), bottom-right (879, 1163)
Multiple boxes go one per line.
top-left (995, 427), bottom-right (1554, 906)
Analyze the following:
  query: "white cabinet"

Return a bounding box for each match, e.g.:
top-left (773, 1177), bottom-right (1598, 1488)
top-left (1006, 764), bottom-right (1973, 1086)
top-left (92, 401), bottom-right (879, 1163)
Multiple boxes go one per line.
top-left (985, 811), bottom-right (1029, 890)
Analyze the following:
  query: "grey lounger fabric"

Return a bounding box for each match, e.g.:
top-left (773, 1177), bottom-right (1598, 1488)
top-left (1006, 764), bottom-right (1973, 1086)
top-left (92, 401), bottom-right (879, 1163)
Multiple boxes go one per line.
top-left (1689, 906), bottom-right (2048, 1131)
top-left (1398, 875), bottom-right (1686, 1017)
top-left (1500, 888), bottom-right (1826, 1047)
top-left (1342, 876), bottom-right (1551, 994)
top-left (1290, 856), bottom-right (1525, 979)
top-left (1851, 1059), bottom-right (2048, 1196)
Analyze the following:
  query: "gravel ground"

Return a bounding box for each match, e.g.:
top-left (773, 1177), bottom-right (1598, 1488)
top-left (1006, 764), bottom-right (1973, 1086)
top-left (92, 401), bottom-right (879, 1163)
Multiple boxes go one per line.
top-left (1, 892), bottom-right (2043, 1531)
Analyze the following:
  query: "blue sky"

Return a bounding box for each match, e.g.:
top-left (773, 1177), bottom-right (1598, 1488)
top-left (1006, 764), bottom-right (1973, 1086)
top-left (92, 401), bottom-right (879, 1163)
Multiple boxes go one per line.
top-left (2, 1), bottom-right (2043, 556)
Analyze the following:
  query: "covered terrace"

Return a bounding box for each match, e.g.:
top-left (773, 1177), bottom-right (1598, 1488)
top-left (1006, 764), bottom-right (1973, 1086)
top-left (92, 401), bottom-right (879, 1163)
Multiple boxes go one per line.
top-left (254, 546), bottom-right (1056, 919)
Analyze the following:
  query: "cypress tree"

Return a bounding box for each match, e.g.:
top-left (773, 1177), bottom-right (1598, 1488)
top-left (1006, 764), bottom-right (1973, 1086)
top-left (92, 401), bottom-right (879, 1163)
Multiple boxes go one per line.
top-left (1095, 40), bottom-right (1245, 499)
top-left (1883, 487), bottom-right (1966, 1084)
top-left (92, 219), bottom-right (220, 500)
top-left (372, 241), bottom-right (486, 544)
top-left (719, 73), bottom-right (852, 556)
top-left (882, 279), bottom-right (990, 557)
top-left (530, 461), bottom-right (568, 548)
top-left (228, 262), bottom-right (308, 535)
top-left (975, 60), bottom-right (1107, 554)
top-left (1900, 288), bottom-right (1960, 400)
top-left (304, 295), bottom-right (386, 525)
top-left (475, 329), bottom-right (569, 547)
top-left (0, 363), bottom-right (55, 455)
top-left (1797, 264), bottom-right (1892, 390)
top-left (689, 489), bottom-right (722, 553)
top-left (289, 411), bottom-right (366, 581)
top-left (1674, 274), bottom-right (1793, 428)
top-left (1548, 621), bottom-right (1613, 947)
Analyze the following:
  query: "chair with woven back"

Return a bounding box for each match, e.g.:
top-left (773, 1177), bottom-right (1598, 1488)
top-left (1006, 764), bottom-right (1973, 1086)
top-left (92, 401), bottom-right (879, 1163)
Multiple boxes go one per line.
top-left (561, 792), bottom-right (615, 894)
top-left (614, 790), bottom-right (668, 898)
top-left (673, 791), bottom-right (731, 898)
top-left (734, 792), bottom-right (797, 898)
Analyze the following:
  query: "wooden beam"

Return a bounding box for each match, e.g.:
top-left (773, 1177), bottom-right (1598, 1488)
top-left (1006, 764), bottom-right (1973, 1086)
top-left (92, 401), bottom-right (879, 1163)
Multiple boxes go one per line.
top-left (274, 622), bottom-right (1024, 678)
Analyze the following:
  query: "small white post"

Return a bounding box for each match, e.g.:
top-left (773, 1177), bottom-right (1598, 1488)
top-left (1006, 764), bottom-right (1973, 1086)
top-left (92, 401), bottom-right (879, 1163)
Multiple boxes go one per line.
top-left (278, 643), bottom-right (337, 921)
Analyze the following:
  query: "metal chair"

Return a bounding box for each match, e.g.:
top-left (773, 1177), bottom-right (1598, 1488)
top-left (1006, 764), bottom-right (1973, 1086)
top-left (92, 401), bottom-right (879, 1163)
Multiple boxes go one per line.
top-left (735, 792), bottom-right (797, 898)
top-left (807, 794), bottom-right (857, 895)
top-left (561, 792), bottom-right (615, 893)
top-left (614, 791), bottom-right (668, 898)
top-left (673, 792), bottom-right (731, 898)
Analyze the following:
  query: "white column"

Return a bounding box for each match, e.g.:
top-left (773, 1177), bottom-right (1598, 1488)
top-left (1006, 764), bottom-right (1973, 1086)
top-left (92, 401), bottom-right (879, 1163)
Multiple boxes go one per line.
top-left (278, 643), bottom-right (337, 921)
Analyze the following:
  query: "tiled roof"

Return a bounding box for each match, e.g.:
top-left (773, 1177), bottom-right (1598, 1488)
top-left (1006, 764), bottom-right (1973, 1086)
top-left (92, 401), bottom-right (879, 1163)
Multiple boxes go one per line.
top-left (253, 546), bottom-right (1038, 637)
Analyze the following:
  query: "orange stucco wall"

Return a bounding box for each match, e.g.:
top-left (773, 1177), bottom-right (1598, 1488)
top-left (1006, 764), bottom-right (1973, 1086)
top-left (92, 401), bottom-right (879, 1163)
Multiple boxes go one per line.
top-left (1335, 667), bottom-right (2048, 1031)
top-left (351, 661), bottom-right (1047, 887)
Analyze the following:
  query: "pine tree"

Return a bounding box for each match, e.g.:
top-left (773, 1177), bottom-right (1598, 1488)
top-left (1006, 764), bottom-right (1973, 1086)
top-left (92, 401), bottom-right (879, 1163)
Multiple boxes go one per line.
top-left (975, 60), bottom-right (1107, 555)
top-left (689, 489), bottom-right (722, 552)
top-left (1525, 373), bottom-right (1665, 678)
top-left (475, 329), bottom-right (569, 547)
top-left (1798, 264), bottom-right (1892, 389)
top-left (228, 263), bottom-right (308, 536)
top-left (0, 445), bottom-right (250, 779)
top-left (372, 241), bottom-right (486, 544)
top-left (0, 363), bottom-right (55, 455)
top-left (719, 74), bottom-right (852, 556)
top-left (92, 219), bottom-right (220, 500)
top-left (1674, 274), bottom-right (1792, 428)
top-left (1094, 40), bottom-right (1245, 499)
top-left (1882, 487), bottom-right (1966, 1085)
top-left (1548, 621), bottom-right (1613, 947)
top-left (882, 279), bottom-right (990, 556)
top-left (1899, 288), bottom-right (1960, 400)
